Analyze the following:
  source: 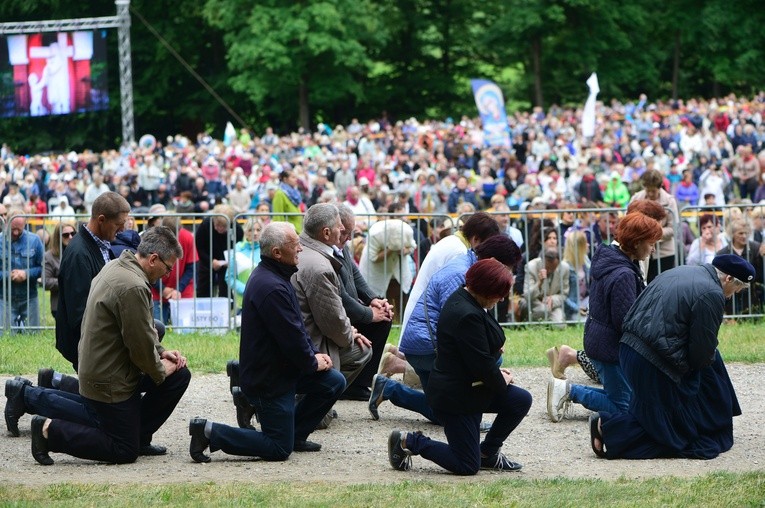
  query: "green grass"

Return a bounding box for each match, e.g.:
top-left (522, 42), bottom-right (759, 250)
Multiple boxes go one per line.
top-left (0, 472), bottom-right (763, 506)
top-left (2, 321), bottom-right (764, 376)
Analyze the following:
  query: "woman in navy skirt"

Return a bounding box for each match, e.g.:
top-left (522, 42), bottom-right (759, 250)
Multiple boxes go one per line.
top-left (592, 255), bottom-right (751, 460)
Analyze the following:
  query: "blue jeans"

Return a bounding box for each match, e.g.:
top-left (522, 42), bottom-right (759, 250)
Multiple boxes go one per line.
top-left (406, 352), bottom-right (436, 391)
top-left (153, 301), bottom-right (171, 325)
top-left (0, 296), bottom-right (40, 331)
top-left (382, 378), bottom-right (437, 424)
top-left (569, 358), bottom-right (631, 414)
top-left (408, 384), bottom-right (532, 475)
top-left (209, 368), bottom-right (345, 461)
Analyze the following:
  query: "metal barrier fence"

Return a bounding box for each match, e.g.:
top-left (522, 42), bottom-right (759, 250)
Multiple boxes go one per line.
top-left (1, 205), bottom-right (763, 335)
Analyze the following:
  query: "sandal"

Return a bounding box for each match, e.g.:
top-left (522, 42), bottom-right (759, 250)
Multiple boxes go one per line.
top-left (546, 346), bottom-right (566, 379)
top-left (589, 413), bottom-right (607, 458)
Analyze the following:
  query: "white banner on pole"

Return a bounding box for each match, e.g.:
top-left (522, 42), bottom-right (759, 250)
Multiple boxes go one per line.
top-left (582, 73), bottom-right (599, 138)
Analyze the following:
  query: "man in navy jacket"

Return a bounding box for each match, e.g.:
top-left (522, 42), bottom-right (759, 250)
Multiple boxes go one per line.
top-left (188, 222), bottom-right (345, 462)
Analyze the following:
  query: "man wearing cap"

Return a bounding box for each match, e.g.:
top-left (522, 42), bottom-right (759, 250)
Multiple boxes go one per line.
top-left (590, 254), bottom-right (752, 460)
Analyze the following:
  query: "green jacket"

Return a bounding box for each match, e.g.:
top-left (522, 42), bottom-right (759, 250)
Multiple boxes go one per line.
top-left (603, 181), bottom-right (631, 207)
top-left (78, 251), bottom-right (166, 403)
top-left (272, 189), bottom-right (304, 233)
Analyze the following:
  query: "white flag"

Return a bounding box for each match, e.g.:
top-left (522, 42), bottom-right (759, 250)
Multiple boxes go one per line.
top-left (582, 73), bottom-right (599, 138)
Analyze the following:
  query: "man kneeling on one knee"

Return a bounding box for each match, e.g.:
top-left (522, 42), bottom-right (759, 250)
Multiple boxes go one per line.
top-left (189, 222), bottom-right (345, 462)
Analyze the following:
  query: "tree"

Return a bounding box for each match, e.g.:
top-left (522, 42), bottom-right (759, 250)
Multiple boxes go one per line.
top-left (203, 0), bottom-right (385, 131)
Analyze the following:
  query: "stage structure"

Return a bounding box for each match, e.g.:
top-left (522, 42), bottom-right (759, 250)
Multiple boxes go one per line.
top-left (0, 0), bottom-right (134, 143)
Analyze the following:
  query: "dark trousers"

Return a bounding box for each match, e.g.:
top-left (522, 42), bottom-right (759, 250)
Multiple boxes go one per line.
top-left (348, 320), bottom-right (392, 390)
top-left (47, 367), bottom-right (191, 464)
top-left (647, 255), bottom-right (676, 283)
top-left (209, 368), bottom-right (345, 461)
top-left (408, 384), bottom-right (532, 475)
top-left (197, 265), bottom-right (227, 298)
top-left (24, 386), bottom-right (94, 427)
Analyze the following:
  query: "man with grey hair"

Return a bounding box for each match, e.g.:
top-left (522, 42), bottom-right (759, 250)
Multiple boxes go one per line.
top-left (334, 204), bottom-right (393, 400)
top-left (188, 222), bottom-right (345, 462)
top-left (29, 226), bottom-right (191, 465)
top-left (292, 203), bottom-right (372, 397)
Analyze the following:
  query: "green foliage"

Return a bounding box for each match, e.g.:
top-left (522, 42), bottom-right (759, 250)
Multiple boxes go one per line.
top-left (203, 0), bottom-right (385, 129)
top-left (1, 0), bottom-right (765, 147)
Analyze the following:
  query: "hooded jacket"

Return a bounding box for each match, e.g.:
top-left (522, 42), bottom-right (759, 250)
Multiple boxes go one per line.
top-left (583, 244), bottom-right (645, 363)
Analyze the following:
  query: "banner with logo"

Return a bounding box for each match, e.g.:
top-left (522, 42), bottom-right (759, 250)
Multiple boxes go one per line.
top-left (471, 79), bottom-right (511, 148)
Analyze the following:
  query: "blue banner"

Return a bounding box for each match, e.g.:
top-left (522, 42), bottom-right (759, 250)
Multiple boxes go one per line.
top-left (471, 79), bottom-right (511, 148)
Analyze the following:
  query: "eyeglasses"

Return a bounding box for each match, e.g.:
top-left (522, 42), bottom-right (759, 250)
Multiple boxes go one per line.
top-left (62, 231), bottom-right (76, 239)
top-left (155, 254), bottom-right (173, 274)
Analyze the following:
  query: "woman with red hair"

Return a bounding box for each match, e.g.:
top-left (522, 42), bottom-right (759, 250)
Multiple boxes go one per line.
top-left (387, 259), bottom-right (532, 475)
top-left (548, 211), bottom-right (663, 422)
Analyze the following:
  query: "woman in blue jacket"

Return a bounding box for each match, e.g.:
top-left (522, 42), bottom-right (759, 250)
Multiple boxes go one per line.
top-left (387, 259), bottom-right (532, 475)
top-left (547, 211), bottom-right (662, 421)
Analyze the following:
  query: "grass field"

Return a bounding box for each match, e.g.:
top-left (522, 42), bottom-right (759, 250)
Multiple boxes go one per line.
top-left (2, 321), bottom-right (763, 376)
top-left (0, 472), bottom-right (763, 506)
top-left (2, 324), bottom-right (764, 506)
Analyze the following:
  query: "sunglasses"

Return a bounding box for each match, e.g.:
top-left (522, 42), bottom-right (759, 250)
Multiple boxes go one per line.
top-left (62, 231), bottom-right (77, 239)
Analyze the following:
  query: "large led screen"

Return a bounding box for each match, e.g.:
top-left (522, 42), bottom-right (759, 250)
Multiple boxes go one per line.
top-left (0, 30), bottom-right (109, 118)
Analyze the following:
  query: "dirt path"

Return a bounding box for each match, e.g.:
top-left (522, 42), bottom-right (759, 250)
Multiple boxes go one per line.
top-left (2, 364), bottom-right (764, 485)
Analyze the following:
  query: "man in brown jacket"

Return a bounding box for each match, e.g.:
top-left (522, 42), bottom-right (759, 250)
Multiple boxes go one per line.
top-left (291, 204), bottom-right (372, 390)
top-left (29, 227), bottom-right (191, 465)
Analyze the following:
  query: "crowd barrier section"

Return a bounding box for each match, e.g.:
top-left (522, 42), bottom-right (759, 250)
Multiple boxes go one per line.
top-left (679, 203), bottom-right (765, 319)
top-left (2, 205), bottom-right (764, 335)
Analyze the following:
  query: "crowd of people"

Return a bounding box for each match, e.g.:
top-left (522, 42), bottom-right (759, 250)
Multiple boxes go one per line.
top-left (2, 92), bottom-right (760, 470)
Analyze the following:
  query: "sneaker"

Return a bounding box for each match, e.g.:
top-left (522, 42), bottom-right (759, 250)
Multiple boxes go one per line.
top-left (387, 429), bottom-right (412, 471)
top-left (368, 374), bottom-right (387, 420)
top-left (293, 439), bottom-right (322, 452)
top-left (481, 452), bottom-right (522, 471)
top-left (546, 377), bottom-right (570, 423)
top-left (479, 421), bottom-right (493, 433)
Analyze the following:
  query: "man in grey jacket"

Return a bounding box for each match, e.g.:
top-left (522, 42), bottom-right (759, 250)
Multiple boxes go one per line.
top-left (291, 203), bottom-right (372, 390)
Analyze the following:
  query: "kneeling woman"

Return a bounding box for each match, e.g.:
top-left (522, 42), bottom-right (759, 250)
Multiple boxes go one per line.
top-left (387, 259), bottom-right (532, 475)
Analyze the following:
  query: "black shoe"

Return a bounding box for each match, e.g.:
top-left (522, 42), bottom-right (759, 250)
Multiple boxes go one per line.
top-left (139, 444), bottom-right (168, 456)
top-left (293, 440), bottom-right (321, 452)
top-left (339, 386), bottom-right (372, 401)
top-left (226, 360), bottom-right (239, 394)
top-left (232, 387), bottom-right (258, 429)
top-left (189, 418), bottom-right (211, 463)
top-left (5, 377), bottom-right (31, 437)
top-left (37, 369), bottom-right (55, 389)
top-left (31, 416), bottom-right (53, 466)
top-left (387, 429), bottom-right (412, 471)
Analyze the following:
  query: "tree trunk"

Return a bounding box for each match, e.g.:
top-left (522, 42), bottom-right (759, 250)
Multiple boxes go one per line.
top-left (531, 37), bottom-right (543, 108)
top-left (671, 30), bottom-right (681, 101)
top-left (299, 76), bottom-right (310, 131)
